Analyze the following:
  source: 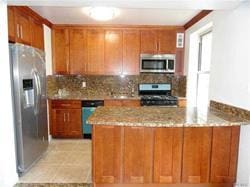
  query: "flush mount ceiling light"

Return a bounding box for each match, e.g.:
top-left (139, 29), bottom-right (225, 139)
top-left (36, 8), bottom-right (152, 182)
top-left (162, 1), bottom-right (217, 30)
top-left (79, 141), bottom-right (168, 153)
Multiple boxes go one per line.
top-left (86, 7), bottom-right (120, 21)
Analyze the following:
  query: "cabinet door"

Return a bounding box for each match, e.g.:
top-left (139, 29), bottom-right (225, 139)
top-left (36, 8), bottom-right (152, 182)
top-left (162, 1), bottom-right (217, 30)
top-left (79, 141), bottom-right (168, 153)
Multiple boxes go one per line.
top-left (93, 125), bottom-right (122, 184)
top-left (182, 128), bottom-right (212, 183)
top-left (52, 28), bottom-right (69, 74)
top-left (210, 126), bottom-right (240, 183)
top-left (158, 29), bottom-right (176, 54)
top-left (104, 100), bottom-right (123, 106)
top-left (104, 30), bottom-right (123, 75)
top-left (123, 30), bottom-right (140, 75)
top-left (154, 128), bottom-right (183, 183)
top-left (51, 109), bottom-right (67, 137)
top-left (140, 30), bottom-right (158, 54)
top-left (30, 18), bottom-right (44, 50)
top-left (123, 127), bottom-right (153, 183)
top-left (69, 29), bottom-right (87, 74)
top-left (122, 100), bottom-right (140, 107)
top-left (16, 9), bottom-right (31, 45)
top-left (8, 7), bottom-right (15, 42)
top-left (67, 109), bottom-right (82, 138)
top-left (87, 29), bottom-right (105, 74)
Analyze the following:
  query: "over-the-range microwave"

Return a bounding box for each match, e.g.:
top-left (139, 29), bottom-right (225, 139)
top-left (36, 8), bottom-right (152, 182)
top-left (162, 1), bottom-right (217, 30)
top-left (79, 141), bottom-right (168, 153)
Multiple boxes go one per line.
top-left (140, 54), bottom-right (175, 73)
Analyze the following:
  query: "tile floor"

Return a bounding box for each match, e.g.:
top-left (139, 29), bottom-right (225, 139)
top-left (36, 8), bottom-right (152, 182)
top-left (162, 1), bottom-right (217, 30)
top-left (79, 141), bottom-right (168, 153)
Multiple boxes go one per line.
top-left (18, 139), bottom-right (92, 183)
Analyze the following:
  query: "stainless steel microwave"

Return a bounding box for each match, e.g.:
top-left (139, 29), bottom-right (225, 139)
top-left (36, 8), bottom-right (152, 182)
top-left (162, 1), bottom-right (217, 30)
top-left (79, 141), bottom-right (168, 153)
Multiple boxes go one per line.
top-left (140, 54), bottom-right (175, 73)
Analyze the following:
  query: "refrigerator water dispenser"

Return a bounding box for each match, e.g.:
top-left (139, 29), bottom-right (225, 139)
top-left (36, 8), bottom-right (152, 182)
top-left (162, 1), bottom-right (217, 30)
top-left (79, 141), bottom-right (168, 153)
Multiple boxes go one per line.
top-left (23, 79), bottom-right (34, 108)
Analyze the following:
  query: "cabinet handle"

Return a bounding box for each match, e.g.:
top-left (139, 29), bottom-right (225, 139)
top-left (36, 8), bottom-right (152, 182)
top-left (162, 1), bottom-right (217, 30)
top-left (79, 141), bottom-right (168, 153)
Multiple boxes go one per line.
top-left (16, 24), bottom-right (20, 38)
top-left (20, 25), bottom-right (23, 39)
top-left (67, 113), bottom-right (70, 122)
top-left (63, 113), bottom-right (66, 122)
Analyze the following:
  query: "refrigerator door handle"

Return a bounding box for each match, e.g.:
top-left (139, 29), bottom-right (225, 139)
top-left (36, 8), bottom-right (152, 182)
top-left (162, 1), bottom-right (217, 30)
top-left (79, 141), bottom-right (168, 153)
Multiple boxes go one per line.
top-left (33, 71), bottom-right (41, 115)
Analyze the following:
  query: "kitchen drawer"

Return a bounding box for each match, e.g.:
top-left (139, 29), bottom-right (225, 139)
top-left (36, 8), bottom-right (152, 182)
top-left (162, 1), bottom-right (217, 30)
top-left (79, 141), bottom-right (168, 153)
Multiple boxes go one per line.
top-left (51, 100), bottom-right (81, 109)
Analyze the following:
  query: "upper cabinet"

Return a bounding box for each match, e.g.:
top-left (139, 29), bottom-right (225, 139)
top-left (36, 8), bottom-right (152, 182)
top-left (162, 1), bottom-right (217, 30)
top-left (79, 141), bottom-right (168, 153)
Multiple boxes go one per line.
top-left (7, 6), bottom-right (45, 51)
top-left (141, 29), bottom-right (176, 54)
top-left (52, 26), bottom-right (184, 75)
top-left (52, 28), bottom-right (69, 74)
top-left (69, 29), bottom-right (87, 74)
top-left (104, 30), bottom-right (123, 75)
top-left (8, 7), bottom-right (16, 42)
top-left (140, 30), bottom-right (158, 54)
top-left (123, 30), bottom-right (140, 75)
top-left (30, 18), bottom-right (44, 50)
top-left (87, 29), bottom-right (105, 75)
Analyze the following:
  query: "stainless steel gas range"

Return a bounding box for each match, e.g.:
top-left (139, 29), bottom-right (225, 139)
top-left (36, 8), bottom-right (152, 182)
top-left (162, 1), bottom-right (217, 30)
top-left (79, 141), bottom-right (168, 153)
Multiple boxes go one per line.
top-left (139, 83), bottom-right (178, 106)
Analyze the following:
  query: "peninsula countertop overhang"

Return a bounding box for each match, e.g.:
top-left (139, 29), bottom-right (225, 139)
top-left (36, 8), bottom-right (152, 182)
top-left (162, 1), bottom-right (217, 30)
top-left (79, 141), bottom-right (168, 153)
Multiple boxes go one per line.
top-left (87, 106), bottom-right (249, 127)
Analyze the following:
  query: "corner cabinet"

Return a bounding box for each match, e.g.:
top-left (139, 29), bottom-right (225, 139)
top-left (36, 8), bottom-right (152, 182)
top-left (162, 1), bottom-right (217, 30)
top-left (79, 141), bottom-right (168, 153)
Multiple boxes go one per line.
top-left (50, 100), bottom-right (82, 138)
top-left (7, 6), bottom-right (44, 50)
top-left (92, 125), bottom-right (240, 186)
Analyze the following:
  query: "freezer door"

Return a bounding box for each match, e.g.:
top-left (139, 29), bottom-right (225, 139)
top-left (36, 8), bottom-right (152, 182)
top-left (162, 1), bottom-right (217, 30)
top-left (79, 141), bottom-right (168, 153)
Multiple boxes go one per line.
top-left (10, 44), bottom-right (48, 174)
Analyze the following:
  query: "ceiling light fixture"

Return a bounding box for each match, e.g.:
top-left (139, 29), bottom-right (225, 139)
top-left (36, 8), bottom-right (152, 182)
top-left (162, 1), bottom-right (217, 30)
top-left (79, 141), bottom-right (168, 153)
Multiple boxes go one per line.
top-left (87, 7), bottom-right (120, 21)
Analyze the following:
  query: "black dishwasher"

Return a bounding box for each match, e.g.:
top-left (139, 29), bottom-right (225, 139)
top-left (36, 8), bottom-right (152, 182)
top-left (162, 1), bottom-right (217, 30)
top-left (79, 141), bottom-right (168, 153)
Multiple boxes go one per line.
top-left (82, 100), bottom-right (104, 139)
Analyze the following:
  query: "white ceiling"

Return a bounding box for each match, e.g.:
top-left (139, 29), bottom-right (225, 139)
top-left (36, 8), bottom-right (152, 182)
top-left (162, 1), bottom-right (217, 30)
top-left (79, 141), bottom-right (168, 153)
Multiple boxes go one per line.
top-left (30, 7), bottom-right (200, 25)
top-left (7, 0), bottom-right (246, 25)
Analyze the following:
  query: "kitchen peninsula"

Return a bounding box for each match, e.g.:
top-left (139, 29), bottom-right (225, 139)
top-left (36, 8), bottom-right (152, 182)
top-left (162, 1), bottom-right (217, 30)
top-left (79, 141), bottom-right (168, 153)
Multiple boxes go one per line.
top-left (88, 106), bottom-right (248, 187)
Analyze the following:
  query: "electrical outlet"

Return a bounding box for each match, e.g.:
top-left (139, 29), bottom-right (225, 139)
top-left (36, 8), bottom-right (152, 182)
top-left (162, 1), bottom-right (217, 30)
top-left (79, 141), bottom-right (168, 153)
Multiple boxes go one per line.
top-left (82, 81), bottom-right (86, 88)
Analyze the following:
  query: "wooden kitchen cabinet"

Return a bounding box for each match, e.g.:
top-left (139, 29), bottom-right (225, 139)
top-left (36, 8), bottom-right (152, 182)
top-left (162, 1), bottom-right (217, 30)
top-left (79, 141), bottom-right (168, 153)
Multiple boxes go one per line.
top-left (7, 6), bottom-right (45, 50)
top-left (154, 128), bottom-right (183, 183)
top-left (87, 29), bottom-right (105, 74)
top-left (123, 30), bottom-right (140, 75)
top-left (15, 8), bottom-right (32, 45)
top-left (69, 29), bottom-right (87, 74)
top-left (141, 29), bottom-right (176, 54)
top-left (158, 29), bottom-right (176, 54)
top-left (30, 18), bottom-right (44, 50)
top-left (8, 7), bottom-right (16, 42)
top-left (182, 127), bottom-right (212, 183)
top-left (210, 126), bottom-right (240, 183)
top-left (52, 28), bottom-right (69, 74)
top-left (51, 100), bottom-right (82, 138)
top-left (123, 127), bottom-right (154, 183)
top-left (104, 99), bottom-right (140, 107)
top-left (105, 30), bottom-right (123, 75)
top-left (93, 125), bottom-right (122, 184)
top-left (140, 30), bottom-right (158, 54)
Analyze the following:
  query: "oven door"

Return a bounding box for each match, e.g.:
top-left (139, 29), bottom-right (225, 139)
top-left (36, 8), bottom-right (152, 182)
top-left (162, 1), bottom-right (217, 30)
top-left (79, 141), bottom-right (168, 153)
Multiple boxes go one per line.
top-left (140, 58), bottom-right (168, 73)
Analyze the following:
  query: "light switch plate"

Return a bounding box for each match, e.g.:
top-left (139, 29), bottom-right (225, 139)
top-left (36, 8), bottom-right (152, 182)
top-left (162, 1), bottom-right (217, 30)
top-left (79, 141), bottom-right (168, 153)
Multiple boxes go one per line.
top-left (82, 81), bottom-right (86, 88)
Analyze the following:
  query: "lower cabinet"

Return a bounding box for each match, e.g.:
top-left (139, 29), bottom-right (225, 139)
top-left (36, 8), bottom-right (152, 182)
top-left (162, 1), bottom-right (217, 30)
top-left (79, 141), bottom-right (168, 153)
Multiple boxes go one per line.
top-left (93, 125), bottom-right (122, 183)
top-left (210, 126), bottom-right (240, 183)
top-left (154, 128), bottom-right (183, 183)
top-left (92, 125), bottom-right (240, 186)
top-left (123, 127), bottom-right (153, 183)
top-left (51, 100), bottom-right (82, 138)
top-left (182, 127), bottom-right (212, 183)
top-left (104, 99), bottom-right (140, 107)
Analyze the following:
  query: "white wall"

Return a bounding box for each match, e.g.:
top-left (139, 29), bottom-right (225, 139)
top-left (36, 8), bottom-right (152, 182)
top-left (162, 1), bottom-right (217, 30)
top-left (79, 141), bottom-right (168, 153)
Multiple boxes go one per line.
top-left (0, 1), bottom-right (19, 186)
top-left (185, 2), bottom-right (250, 110)
top-left (209, 3), bottom-right (250, 110)
top-left (185, 2), bottom-right (250, 185)
top-left (43, 25), bottom-right (52, 75)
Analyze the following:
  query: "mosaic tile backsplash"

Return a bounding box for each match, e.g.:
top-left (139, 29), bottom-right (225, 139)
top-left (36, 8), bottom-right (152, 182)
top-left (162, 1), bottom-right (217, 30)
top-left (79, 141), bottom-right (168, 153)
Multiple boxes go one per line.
top-left (47, 74), bottom-right (186, 98)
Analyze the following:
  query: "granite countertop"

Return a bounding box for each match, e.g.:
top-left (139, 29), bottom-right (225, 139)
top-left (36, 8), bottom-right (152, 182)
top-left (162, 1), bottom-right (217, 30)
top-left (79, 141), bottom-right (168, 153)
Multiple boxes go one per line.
top-left (87, 106), bottom-right (249, 127)
top-left (48, 95), bottom-right (141, 100)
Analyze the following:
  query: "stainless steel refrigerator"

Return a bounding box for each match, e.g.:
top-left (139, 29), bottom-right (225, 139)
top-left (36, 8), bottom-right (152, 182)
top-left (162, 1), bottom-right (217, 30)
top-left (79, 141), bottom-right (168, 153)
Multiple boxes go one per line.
top-left (9, 43), bottom-right (48, 175)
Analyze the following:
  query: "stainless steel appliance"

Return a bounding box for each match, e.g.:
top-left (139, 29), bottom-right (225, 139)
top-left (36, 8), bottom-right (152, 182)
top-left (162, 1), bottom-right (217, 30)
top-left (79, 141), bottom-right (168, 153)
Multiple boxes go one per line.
top-left (82, 100), bottom-right (104, 139)
top-left (139, 83), bottom-right (178, 106)
top-left (9, 43), bottom-right (48, 175)
top-left (140, 54), bottom-right (175, 73)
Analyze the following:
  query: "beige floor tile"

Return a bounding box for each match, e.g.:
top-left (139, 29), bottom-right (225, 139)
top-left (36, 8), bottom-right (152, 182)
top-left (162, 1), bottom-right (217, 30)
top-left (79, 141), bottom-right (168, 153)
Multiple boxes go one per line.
top-left (52, 166), bottom-right (89, 183)
top-left (18, 139), bottom-right (92, 183)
